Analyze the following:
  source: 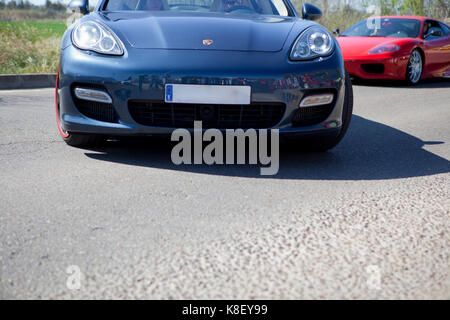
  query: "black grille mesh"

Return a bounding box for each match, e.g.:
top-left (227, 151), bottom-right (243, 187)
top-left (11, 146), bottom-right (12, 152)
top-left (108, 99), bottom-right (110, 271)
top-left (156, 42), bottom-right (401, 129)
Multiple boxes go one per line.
top-left (74, 99), bottom-right (117, 123)
top-left (292, 104), bottom-right (334, 127)
top-left (128, 101), bottom-right (285, 129)
top-left (71, 84), bottom-right (118, 123)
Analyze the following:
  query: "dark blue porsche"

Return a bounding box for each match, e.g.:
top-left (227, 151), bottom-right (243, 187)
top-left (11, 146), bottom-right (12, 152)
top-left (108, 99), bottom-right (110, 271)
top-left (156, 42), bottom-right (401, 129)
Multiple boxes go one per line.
top-left (56, 0), bottom-right (353, 151)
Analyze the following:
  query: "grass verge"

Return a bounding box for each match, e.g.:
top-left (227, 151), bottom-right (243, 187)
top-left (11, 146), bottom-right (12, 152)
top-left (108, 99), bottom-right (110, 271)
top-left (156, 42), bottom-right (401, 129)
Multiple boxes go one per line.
top-left (0, 21), bottom-right (66, 74)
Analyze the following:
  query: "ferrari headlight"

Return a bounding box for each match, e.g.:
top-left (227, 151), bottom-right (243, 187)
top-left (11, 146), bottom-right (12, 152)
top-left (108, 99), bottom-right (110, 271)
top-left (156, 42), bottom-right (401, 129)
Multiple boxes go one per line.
top-left (290, 27), bottom-right (334, 61)
top-left (72, 21), bottom-right (124, 55)
top-left (368, 44), bottom-right (400, 55)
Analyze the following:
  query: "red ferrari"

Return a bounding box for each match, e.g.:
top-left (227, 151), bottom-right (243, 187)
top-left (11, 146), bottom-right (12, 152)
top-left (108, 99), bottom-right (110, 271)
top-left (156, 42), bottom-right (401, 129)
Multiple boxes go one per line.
top-left (337, 16), bottom-right (450, 84)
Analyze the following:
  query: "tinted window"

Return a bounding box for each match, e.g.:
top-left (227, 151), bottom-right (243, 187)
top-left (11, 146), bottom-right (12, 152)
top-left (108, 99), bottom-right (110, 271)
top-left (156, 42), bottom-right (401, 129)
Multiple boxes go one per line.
top-left (423, 20), bottom-right (444, 39)
top-left (104, 0), bottom-right (291, 16)
top-left (342, 18), bottom-right (421, 38)
top-left (439, 22), bottom-right (449, 35)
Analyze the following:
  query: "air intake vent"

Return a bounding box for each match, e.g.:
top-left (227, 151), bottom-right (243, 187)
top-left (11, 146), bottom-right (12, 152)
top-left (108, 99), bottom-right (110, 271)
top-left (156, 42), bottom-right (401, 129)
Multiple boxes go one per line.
top-left (128, 101), bottom-right (285, 129)
top-left (292, 104), bottom-right (335, 127)
top-left (71, 84), bottom-right (118, 123)
top-left (361, 63), bottom-right (385, 74)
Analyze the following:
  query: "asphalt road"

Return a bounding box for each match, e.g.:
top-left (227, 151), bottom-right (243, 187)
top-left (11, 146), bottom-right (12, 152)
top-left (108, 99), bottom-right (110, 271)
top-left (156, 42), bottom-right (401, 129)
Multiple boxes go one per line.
top-left (0, 79), bottom-right (449, 299)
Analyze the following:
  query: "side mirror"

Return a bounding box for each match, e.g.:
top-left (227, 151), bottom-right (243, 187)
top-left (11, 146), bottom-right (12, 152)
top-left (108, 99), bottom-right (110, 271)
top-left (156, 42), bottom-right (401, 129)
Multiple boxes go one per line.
top-left (425, 28), bottom-right (443, 39)
top-left (68, 0), bottom-right (89, 15)
top-left (333, 28), bottom-right (340, 36)
top-left (302, 3), bottom-right (322, 21)
top-left (430, 29), bottom-right (442, 37)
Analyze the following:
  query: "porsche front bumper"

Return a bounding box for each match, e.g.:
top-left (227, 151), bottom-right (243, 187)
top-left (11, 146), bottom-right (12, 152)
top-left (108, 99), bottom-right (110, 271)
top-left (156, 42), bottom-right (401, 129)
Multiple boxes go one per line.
top-left (58, 45), bottom-right (347, 137)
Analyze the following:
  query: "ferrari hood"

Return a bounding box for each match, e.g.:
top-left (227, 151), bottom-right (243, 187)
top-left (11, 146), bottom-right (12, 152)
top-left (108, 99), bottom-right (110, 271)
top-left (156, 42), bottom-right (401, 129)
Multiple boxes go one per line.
top-left (99, 12), bottom-right (296, 52)
top-left (337, 36), bottom-right (401, 58)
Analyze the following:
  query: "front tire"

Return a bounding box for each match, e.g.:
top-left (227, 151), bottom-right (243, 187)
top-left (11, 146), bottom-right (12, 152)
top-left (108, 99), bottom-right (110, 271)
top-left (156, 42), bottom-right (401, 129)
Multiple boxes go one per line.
top-left (405, 49), bottom-right (423, 85)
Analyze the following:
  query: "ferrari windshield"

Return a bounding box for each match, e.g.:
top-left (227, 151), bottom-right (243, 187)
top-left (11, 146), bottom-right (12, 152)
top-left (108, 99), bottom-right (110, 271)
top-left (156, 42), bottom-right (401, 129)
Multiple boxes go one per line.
top-left (342, 18), bottom-right (421, 38)
top-left (104, 0), bottom-right (291, 16)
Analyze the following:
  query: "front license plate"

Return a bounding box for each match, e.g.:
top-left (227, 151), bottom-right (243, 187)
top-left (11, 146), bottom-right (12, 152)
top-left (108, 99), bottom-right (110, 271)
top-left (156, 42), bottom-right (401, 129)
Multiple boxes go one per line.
top-left (165, 84), bottom-right (251, 105)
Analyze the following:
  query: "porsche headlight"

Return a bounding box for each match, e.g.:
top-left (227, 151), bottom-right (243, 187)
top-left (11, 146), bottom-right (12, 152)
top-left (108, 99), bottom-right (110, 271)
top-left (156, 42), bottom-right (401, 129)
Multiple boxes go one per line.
top-left (72, 21), bottom-right (124, 55)
top-left (290, 27), bottom-right (334, 61)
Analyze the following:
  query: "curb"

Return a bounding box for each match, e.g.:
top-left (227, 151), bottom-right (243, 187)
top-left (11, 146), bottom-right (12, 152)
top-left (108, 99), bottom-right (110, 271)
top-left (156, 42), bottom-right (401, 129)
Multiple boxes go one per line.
top-left (0, 74), bottom-right (57, 90)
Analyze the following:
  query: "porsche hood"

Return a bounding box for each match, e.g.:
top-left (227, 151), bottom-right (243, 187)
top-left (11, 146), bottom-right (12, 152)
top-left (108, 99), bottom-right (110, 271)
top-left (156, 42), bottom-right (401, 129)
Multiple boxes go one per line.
top-left (99, 12), bottom-right (297, 52)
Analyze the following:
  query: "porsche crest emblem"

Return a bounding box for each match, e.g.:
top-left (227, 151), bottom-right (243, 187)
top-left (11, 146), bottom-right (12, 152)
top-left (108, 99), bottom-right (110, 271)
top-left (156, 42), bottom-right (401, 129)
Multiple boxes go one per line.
top-left (202, 39), bottom-right (213, 46)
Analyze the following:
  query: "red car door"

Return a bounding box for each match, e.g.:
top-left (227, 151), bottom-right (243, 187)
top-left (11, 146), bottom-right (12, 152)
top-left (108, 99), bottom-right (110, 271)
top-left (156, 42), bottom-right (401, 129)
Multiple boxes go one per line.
top-left (422, 20), bottom-right (450, 77)
top-left (438, 22), bottom-right (450, 77)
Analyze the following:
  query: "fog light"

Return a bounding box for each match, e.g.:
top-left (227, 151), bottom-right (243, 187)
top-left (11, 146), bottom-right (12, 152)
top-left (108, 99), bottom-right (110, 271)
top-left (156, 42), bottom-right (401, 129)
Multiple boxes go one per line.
top-left (74, 87), bottom-right (112, 104)
top-left (300, 93), bottom-right (334, 107)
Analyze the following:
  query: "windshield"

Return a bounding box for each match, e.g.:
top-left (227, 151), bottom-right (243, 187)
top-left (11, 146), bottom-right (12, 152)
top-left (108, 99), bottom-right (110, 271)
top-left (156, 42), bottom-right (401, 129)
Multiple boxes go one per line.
top-left (104, 0), bottom-right (291, 16)
top-left (341, 18), bottom-right (421, 38)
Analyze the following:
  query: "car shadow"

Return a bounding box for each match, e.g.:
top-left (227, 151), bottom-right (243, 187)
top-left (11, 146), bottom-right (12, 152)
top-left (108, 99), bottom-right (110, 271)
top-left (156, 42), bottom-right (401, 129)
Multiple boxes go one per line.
top-left (83, 115), bottom-right (450, 180)
top-left (351, 77), bottom-right (450, 89)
